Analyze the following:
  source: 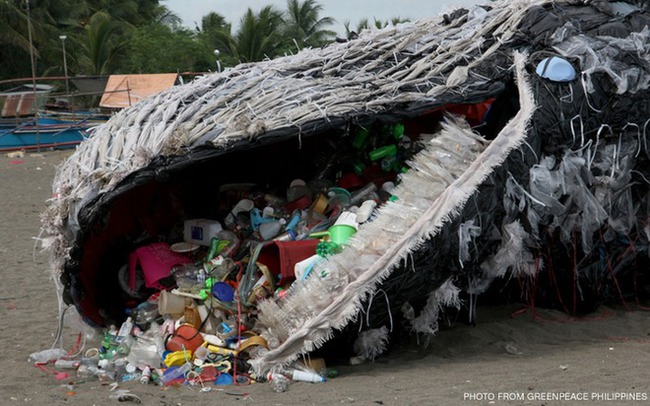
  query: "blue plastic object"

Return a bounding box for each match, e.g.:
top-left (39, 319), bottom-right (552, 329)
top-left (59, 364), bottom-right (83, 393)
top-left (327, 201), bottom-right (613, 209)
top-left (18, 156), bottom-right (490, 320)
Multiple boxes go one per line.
top-left (215, 373), bottom-right (234, 385)
top-left (212, 282), bottom-right (234, 302)
top-left (536, 57), bottom-right (576, 82)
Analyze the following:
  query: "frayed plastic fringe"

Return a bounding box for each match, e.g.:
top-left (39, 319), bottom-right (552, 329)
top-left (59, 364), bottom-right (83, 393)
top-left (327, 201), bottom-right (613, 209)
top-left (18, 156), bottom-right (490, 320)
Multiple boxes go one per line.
top-left (250, 52), bottom-right (535, 375)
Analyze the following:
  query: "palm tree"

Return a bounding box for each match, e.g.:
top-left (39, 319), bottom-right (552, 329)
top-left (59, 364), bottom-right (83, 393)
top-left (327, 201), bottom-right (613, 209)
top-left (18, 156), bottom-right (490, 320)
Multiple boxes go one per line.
top-left (0, 2), bottom-right (32, 53)
top-left (283, 0), bottom-right (335, 51)
top-left (75, 11), bottom-right (128, 75)
top-left (215, 6), bottom-right (284, 64)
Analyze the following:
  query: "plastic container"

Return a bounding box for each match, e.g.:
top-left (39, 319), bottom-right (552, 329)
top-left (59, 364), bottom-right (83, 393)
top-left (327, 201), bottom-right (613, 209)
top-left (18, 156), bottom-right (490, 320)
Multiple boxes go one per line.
top-left (259, 219), bottom-right (286, 240)
top-left (225, 199), bottom-right (255, 228)
top-left (158, 290), bottom-right (187, 317)
top-left (327, 225), bottom-right (356, 245)
top-left (160, 362), bottom-right (192, 386)
top-left (184, 219), bottom-right (223, 246)
top-left (165, 324), bottom-right (204, 353)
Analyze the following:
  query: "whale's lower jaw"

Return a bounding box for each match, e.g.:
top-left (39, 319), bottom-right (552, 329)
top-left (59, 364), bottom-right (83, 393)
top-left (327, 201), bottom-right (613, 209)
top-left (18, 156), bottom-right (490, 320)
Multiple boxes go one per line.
top-left (250, 53), bottom-right (536, 374)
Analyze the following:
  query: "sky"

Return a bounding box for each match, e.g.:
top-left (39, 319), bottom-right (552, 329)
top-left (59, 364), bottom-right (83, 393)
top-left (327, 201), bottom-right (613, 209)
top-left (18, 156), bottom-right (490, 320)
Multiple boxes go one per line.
top-left (163, 0), bottom-right (482, 35)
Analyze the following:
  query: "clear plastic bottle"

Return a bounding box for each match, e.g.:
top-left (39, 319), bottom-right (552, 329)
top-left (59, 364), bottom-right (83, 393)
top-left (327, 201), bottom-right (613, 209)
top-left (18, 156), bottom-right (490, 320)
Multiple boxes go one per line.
top-left (28, 348), bottom-right (68, 364)
top-left (54, 359), bottom-right (79, 369)
top-left (116, 334), bottom-right (133, 357)
top-left (97, 358), bottom-right (116, 381)
top-left (76, 356), bottom-right (100, 380)
top-left (76, 363), bottom-right (100, 380)
top-left (159, 362), bottom-right (192, 386)
top-left (114, 357), bottom-right (128, 382)
top-left (132, 300), bottom-right (160, 329)
top-left (116, 317), bottom-right (134, 344)
top-left (269, 372), bottom-right (290, 393)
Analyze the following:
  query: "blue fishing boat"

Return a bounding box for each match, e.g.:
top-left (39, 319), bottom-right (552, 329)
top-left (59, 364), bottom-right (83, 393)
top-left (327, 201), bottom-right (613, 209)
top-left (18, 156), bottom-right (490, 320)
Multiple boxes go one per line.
top-left (0, 116), bottom-right (93, 152)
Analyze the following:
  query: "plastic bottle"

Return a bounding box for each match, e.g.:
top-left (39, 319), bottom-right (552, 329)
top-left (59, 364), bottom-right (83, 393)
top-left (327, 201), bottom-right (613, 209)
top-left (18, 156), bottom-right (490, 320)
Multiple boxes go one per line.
top-left (114, 357), bottom-right (128, 382)
top-left (54, 359), bottom-right (79, 369)
top-left (116, 317), bottom-right (134, 344)
top-left (116, 334), bottom-right (133, 356)
top-left (76, 363), bottom-right (100, 380)
top-left (160, 362), bottom-right (192, 386)
top-left (132, 300), bottom-right (160, 329)
top-left (120, 363), bottom-right (140, 382)
top-left (28, 348), bottom-right (68, 364)
top-left (269, 372), bottom-right (290, 393)
top-left (140, 366), bottom-right (151, 384)
top-left (356, 200), bottom-right (377, 223)
top-left (100, 324), bottom-right (118, 359)
top-left (350, 183), bottom-right (378, 206)
top-left (258, 219), bottom-right (286, 240)
top-left (287, 368), bottom-right (325, 383)
top-left (98, 358), bottom-right (116, 381)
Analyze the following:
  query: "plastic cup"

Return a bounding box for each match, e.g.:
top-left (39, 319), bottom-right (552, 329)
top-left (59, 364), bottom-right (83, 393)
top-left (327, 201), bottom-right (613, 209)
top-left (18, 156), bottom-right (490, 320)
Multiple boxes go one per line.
top-left (158, 290), bottom-right (187, 317)
top-left (334, 211), bottom-right (358, 229)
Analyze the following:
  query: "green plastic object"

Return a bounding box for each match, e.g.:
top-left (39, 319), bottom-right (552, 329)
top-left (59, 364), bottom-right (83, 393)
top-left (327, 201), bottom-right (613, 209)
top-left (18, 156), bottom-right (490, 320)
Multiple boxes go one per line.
top-left (206, 237), bottom-right (221, 262)
top-left (352, 128), bottom-right (369, 149)
top-left (316, 241), bottom-right (342, 257)
top-left (369, 144), bottom-right (397, 161)
top-left (392, 123), bottom-right (405, 139)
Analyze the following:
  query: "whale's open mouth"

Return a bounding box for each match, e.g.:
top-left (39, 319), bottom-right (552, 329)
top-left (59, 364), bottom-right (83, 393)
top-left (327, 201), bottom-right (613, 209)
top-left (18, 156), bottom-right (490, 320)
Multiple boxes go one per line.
top-left (43, 0), bottom-right (650, 374)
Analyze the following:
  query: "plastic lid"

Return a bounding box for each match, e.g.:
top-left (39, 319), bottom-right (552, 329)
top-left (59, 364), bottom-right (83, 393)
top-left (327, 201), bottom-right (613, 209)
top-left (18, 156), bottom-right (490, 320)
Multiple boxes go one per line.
top-left (212, 282), bottom-right (234, 302)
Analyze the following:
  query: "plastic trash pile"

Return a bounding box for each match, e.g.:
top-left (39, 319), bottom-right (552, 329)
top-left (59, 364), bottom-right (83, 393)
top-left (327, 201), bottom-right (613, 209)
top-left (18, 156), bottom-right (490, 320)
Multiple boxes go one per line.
top-left (30, 121), bottom-right (420, 390)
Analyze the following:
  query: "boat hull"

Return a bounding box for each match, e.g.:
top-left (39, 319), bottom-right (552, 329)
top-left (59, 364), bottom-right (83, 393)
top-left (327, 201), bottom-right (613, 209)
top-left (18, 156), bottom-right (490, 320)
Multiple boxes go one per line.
top-left (0, 118), bottom-right (89, 152)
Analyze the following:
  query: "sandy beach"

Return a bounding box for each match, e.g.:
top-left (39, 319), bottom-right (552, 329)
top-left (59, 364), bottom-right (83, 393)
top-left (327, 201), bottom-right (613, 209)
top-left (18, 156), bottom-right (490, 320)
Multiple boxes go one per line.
top-left (2, 150), bottom-right (650, 406)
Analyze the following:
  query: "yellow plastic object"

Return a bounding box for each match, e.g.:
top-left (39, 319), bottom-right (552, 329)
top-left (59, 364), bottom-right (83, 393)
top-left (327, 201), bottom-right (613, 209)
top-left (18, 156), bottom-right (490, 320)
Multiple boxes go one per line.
top-left (236, 335), bottom-right (269, 353)
top-left (164, 350), bottom-right (193, 367)
top-left (206, 344), bottom-right (238, 357)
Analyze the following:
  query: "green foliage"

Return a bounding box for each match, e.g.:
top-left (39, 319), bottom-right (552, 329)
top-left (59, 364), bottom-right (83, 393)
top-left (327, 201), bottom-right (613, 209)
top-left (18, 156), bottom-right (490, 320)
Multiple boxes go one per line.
top-left (122, 24), bottom-right (207, 73)
top-left (283, 0), bottom-right (335, 51)
top-left (74, 11), bottom-right (129, 75)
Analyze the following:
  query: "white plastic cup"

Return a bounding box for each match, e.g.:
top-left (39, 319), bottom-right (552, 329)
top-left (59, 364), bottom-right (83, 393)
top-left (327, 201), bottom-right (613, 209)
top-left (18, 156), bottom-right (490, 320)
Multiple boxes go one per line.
top-left (334, 211), bottom-right (359, 229)
top-left (158, 290), bottom-right (187, 317)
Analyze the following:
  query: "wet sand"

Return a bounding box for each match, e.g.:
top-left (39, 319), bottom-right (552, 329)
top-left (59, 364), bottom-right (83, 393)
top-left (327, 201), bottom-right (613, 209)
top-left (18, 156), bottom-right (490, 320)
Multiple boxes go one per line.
top-left (1, 150), bottom-right (649, 405)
